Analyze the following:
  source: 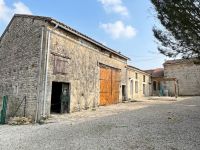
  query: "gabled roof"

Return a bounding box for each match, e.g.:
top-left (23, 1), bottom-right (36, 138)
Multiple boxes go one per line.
top-left (145, 68), bottom-right (164, 78)
top-left (127, 65), bottom-right (150, 75)
top-left (0, 14), bottom-right (130, 60)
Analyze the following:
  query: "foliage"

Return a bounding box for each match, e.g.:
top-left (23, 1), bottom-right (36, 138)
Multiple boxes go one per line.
top-left (151, 0), bottom-right (200, 59)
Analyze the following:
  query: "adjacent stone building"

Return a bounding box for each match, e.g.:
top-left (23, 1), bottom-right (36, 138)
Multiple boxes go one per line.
top-left (164, 59), bottom-right (200, 96)
top-left (146, 59), bottom-right (200, 97)
top-left (127, 66), bottom-right (151, 100)
top-left (145, 68), bottom-right (164, 96)
top-left (0, 14), bottom-right (129, 121)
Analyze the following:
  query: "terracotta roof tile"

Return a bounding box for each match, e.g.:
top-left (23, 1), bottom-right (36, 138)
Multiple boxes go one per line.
top-left (145, 68), bottom-right (164, 77)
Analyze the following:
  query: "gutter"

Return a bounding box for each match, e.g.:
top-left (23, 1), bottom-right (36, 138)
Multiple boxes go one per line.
top-left (50, 20), bottom-right (130, 61)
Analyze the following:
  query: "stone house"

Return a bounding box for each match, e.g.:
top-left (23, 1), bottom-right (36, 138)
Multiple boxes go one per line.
top-left (145, 68), bottom-right (164, 96)
top-left (127, 65), bottom-right (151, 100)
top-left (0, 14), bottom-right (129, 121)
top-left (145, 58), bottom-right (200, 97)
top-left (145, 68), bottom-right (177, 97)
top-left (164, 59), bottom-right (200, 96)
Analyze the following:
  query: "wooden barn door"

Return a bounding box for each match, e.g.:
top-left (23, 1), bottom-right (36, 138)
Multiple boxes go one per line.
top-left (99, 65), bottom-right (121, 106)
top-left (111, 69), bottom-right (120, 104)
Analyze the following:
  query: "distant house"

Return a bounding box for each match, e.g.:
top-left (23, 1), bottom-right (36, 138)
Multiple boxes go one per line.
top-left (145, 68), bottom-right (165, 96)
top-left (164, 59), bottom-right (200, 96)
top-left (146, 58), bottom-right (200, 97)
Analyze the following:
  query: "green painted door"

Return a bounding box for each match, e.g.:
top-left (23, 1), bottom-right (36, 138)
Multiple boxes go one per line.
top-left (0, 96), bottom-right (8, 124)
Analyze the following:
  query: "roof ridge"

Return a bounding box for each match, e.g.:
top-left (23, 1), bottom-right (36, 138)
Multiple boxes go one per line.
top-left (127, 65), bottom-right (150, 75)
top-left (12, 14), bottom-right (129, 60)
top-left (164, 58), bottom-right (199, 65)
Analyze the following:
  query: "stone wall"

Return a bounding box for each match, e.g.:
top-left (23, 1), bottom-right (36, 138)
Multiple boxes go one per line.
top-left (127, 68), bottom-right (150, 99)
top-left (44, 26), bottom-right (127, 115)
top-left (0, 16), bottom-right (45, 119)
top-left (0, 15), bottom-right (129, 120)
top-left (164, 62), bottom-right (200, 96)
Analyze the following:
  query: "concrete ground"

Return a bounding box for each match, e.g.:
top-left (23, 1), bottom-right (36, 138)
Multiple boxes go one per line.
top-left (0, 96), bottom-right (200, 150)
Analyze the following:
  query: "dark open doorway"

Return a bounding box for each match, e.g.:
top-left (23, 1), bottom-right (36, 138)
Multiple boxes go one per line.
top-left (51, 82), bottom-right (62, 113)
top-left (51, 82), bottom-right (70, 114)
top-left (122, 85), bottom-right (126, 101)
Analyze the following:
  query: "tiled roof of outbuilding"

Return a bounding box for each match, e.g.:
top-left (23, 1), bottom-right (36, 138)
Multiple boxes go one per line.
top-left (145, 68), bottom-right (164, 78)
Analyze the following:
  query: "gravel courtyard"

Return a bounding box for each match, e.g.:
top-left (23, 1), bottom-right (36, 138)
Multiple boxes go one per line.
top-left (0, 96), bottom-right (200, 150)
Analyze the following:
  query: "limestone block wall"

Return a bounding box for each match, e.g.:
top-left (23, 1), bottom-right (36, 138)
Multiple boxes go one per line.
top-left (127, 68), bottom-right (150, 99)
top-left (164, 62), bottom-right (200, 96)
top-left (44, 26), bottom-right (127, 115)
top-left (0, 16), bottom-right (45, 118)
top-left (163, 81), bottom-right (176, 96)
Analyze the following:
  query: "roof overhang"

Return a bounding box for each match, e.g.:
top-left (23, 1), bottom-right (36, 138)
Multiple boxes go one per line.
top-left (49, 19), bottom-right (130, 61)
top-left (1, 14), bottom-right (130, 61)
top-left (127, 65), bottom-right (151, 76)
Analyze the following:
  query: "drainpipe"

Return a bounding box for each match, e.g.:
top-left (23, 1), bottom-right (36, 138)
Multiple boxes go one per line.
top-left (35, 27), bottom-right (44, 122)
top-left (125, 65), bottom-right (128, 101)
top-left (43, 24), bottom-right (58, 117)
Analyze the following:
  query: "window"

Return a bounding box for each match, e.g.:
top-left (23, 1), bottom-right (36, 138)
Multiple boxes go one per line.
top-left (135, 81), bottom-right (138, 93)
top-left (135, 73), bottom-right (138, 79)
top-left (143, 84), bottom-right (145, 95)
top-left (143, 75), bottom-right (145, 82)
top-left (53, 56), bottom-right (70, 75)
top-left (130, 80), bottom-right (133, 96)
top-left (153, 81), bottom-right (157, 91)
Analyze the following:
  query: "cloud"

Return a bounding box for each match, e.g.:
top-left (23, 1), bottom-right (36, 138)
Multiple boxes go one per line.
top-left (98, 0), bottom-right (129, 16)
top-left (0, 0), bottom-right (32, 23)
top-left (100, 20), bottom-right (137, 39)
top-left (13, 2), bottom-right (32, 15)
top-left (0, 0), bottom-right (11, 22)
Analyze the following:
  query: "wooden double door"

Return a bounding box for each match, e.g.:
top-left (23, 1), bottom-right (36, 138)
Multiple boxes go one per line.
top-left (99, 65), bottom-right (121, 105)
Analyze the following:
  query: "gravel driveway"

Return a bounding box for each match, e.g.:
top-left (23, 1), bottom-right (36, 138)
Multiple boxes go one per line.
top-left (0, 96), bottom-right (200, 150)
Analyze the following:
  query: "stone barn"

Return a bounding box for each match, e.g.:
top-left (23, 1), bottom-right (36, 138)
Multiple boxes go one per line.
top-left (0, 14), bottom-right (129, 121)
top-left (164, 59), bottom-right (200, 96)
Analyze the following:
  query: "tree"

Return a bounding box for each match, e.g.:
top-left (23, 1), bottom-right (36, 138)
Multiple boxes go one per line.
top-left (151, 0), bottom-right (200, 59)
